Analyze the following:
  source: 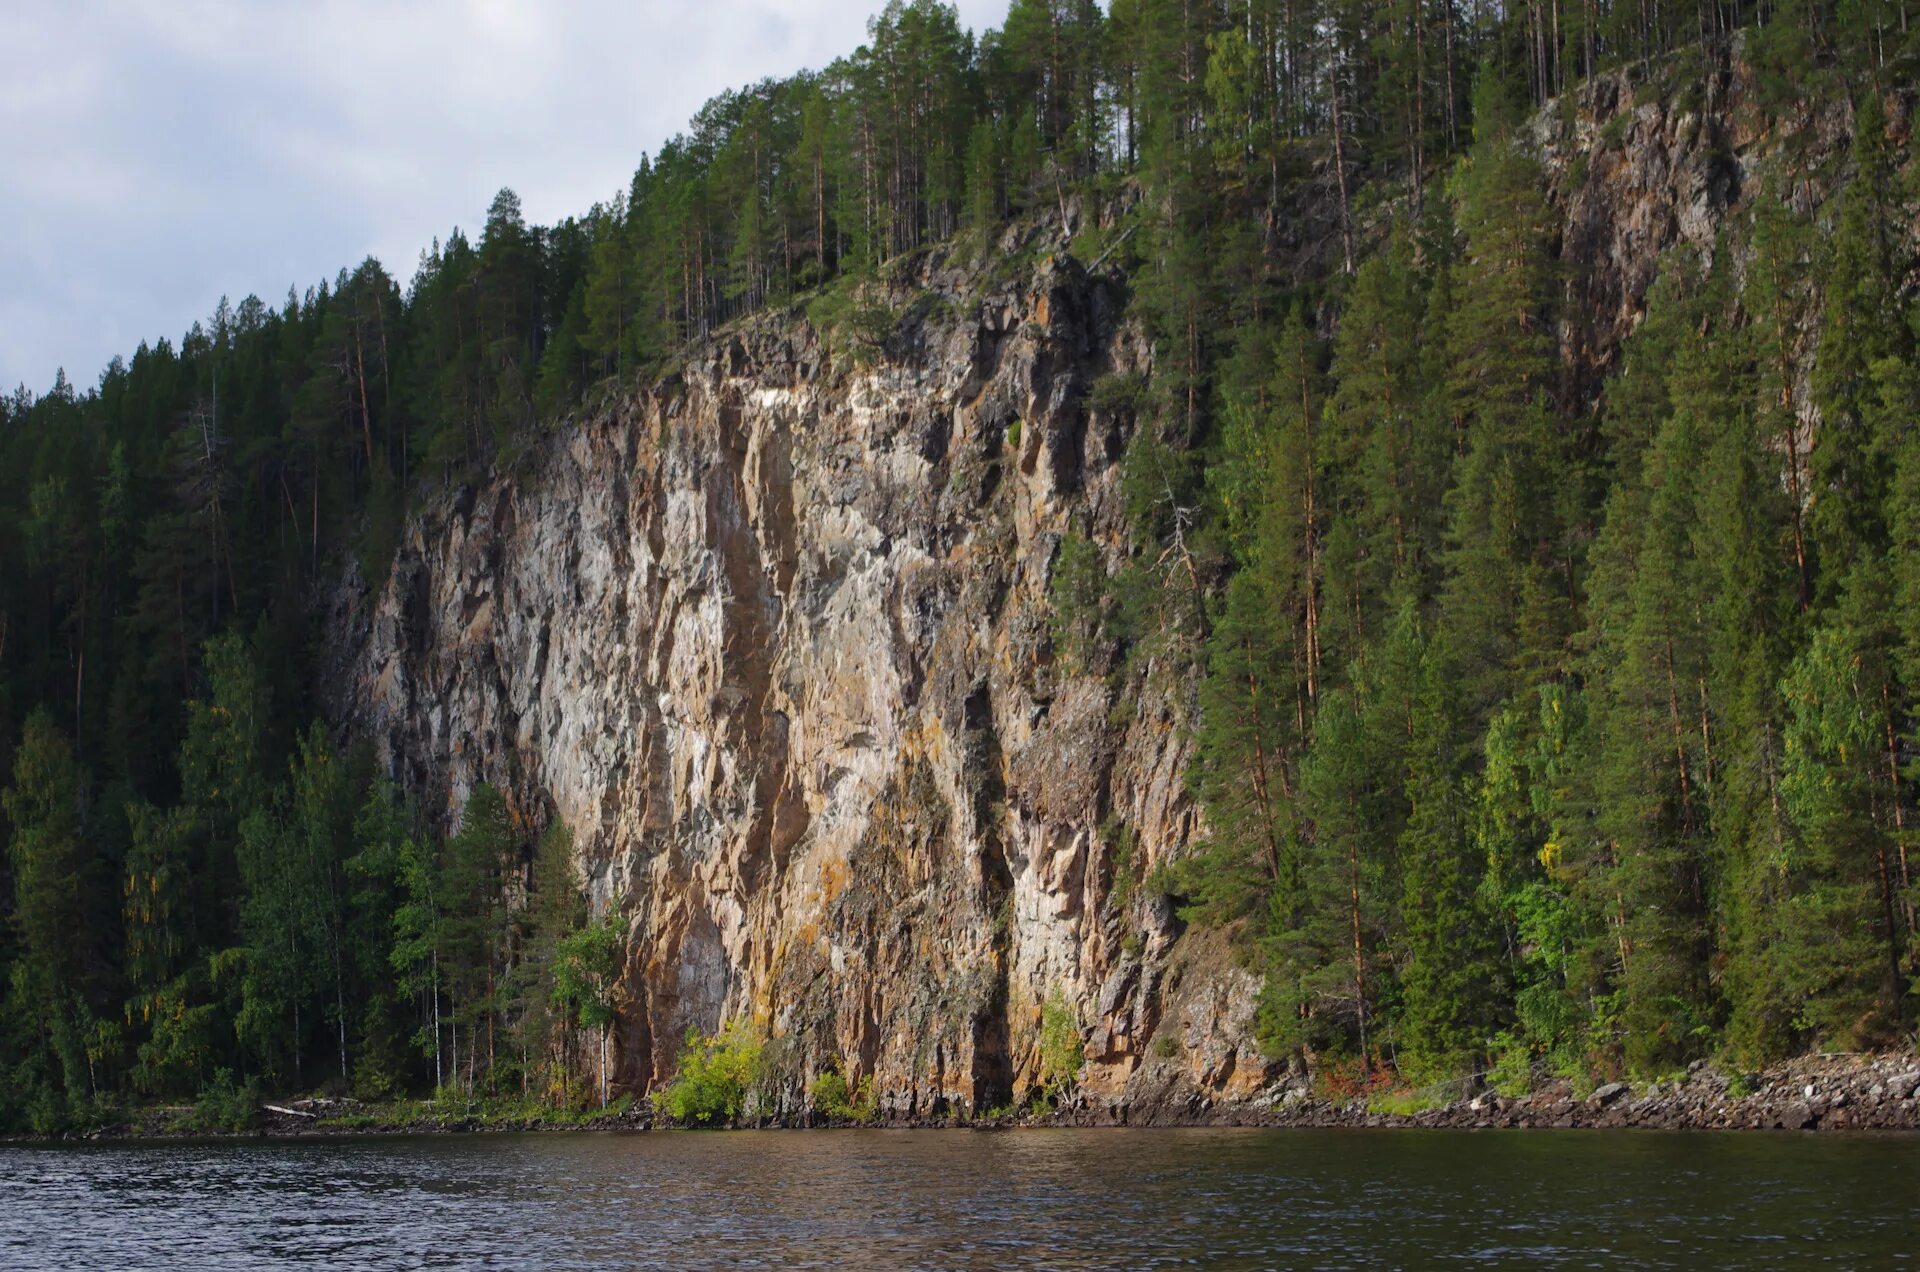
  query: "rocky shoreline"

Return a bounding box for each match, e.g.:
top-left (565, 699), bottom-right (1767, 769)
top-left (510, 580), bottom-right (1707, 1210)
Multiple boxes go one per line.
top-left (1089, 1051), bottom-right (1920, 1134)
top-left (18, 1051), bottom-right (1916, 1142)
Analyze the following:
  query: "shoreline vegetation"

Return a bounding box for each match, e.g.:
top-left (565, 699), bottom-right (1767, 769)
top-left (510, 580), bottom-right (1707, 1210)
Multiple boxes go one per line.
top-left (16, 1050), bottom-right (1917, 1142)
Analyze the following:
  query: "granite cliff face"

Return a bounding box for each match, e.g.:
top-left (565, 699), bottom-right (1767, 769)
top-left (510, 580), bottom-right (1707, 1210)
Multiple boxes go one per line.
top-left (327, 56), bottom-right (1897, 1120)
top-left (329, 218), bottom-right (1273, 1117)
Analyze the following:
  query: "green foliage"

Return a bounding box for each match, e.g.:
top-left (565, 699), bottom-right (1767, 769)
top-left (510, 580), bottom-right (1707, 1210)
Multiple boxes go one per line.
top-left (1772, 601), bottom-right (1905, 1050)
top-left (553, 913), bottom-right (623, 1035)
top-left (234, 723), bottom-right (354, 1085)
top-left (4, 711), bottom-right (104, 1117)
top-left (1599, 110), bottom-right (1632, 150)
top-left (124, 802), bottom-right (217, 1097)
top-left (1155, 13), bottom-right (1918, 1095)
top-left (1034, 990), bottom-right (1085, 1104)
top-left (810, 1064), bottom-right (877, 1122)
top-left (1396, 656), bottom-right (1502, 1082)
top-left (1486, 1033), bottom-right (1534, 1098)
top-left (805, 276), bottom-right (898, 365)
top-left (1087, 371), bottom-right (1150, 417)
top-left (1103, 817), bottom-right (1140, 911)
top-left (552, 910), bottom-right (625, 1114)
top-left (1048, 530), bottom-right (1108, 674)
top-left (1366, 1088), bottom-right (1442, 1117)
top-left (188, 1069), bottom-right (260, 1133)
top-left (654, 1023), bottom-right (764, 1127)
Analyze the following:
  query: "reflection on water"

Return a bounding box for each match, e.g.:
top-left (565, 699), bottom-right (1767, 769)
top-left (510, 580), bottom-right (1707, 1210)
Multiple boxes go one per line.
top-left (2, 1128), bottom-right (1916, 1269)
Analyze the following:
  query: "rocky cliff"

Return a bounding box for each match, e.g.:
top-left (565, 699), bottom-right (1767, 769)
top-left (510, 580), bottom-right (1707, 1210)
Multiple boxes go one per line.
top-left (328, 216), bottom-right (1264, 1117)
top-left (326, 47), bottom-right (1906, 1120)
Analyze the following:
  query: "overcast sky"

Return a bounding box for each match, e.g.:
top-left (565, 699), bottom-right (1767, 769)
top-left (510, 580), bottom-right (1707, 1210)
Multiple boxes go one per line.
top-left (1, 0), bottom-right (1012, 396)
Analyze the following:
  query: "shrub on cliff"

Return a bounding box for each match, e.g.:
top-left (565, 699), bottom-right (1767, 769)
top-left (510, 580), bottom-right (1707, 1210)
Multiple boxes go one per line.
top-left (653, 1023), bottom-right (763, 1127)
top-left (1047, 530), bottom-right (1108, 674)
top-left (810, 1064), bottom-right (877, 1123)
top-left (1034, 990), bottom-right (1085, 1108)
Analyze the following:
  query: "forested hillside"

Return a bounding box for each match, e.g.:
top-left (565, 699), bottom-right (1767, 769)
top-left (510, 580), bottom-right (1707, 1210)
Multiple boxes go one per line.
top-left (4, 0), bottom-right (1918, 1133)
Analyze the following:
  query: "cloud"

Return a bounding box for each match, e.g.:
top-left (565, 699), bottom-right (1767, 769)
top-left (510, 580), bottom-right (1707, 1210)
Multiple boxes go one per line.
top-left (0, 0), bottom-right (1011, 394)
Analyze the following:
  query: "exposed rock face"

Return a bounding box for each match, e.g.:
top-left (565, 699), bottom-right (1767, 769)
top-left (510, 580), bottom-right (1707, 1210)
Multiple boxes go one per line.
top-left (1532, 40), bottom-right (1911, 402)
top-left (329, 226), bottom-right (1261, 1115)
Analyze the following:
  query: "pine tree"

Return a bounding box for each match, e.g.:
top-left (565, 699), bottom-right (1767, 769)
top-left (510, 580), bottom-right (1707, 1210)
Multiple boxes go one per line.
top-left (344, 779), bottom-right (417, 1099)
top-left (178, 632), bottom-right (273, 935)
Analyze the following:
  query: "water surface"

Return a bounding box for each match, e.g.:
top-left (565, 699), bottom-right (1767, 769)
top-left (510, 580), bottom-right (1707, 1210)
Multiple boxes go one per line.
top-left (3, 1128), bottom-right (1915, 1269)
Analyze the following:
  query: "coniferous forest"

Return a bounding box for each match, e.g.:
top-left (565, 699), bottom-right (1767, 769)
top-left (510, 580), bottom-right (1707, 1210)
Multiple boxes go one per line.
top-left (4, 0), bottom-right (1920, 1133)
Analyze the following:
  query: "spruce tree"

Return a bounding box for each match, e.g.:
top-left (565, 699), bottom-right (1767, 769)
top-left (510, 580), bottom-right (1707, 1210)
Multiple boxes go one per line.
top-left (1808, 92), bottom-right (1904, 587)
top-left (1396, 645), bottom-right (1501, 1080)
top-left (1321, 230), bottom-right (1446, 644)
top-left (1775, 576), bottom-right (1911, 1049)
top-left (1436, 123), bottom-right (1566, 720)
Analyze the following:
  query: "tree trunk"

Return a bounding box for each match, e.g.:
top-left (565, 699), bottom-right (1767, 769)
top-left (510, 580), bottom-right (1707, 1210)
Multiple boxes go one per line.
top-left (432, 952), bottom-right (443, 1092)
top-left (1348, 828), bottom-right (1369, 1071)
top-left (1327, 36), bottom-right (1356, 276)
top-left (1300, 357), bottom-right (1321, 705)
top-left (1884, 683), bottom-right (1915, 932)
top-left (353, 325), bottom-right (375, 470)
top-left (1663, 634), bottom-right (1697, 837)
top-left (1244, 642), bottom-right (1286, 883)
top-left (334, 931), bottom-right (348, 1085)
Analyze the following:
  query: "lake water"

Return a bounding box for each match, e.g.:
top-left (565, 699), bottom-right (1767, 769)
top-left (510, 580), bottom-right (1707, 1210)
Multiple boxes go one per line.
top-left (2, 1128), bottom-right (1916, 1269)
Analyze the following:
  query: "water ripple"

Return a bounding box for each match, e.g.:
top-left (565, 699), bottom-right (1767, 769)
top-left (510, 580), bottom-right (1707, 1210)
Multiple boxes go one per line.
top-left (1, 1128), bottom-right (1916, 1270)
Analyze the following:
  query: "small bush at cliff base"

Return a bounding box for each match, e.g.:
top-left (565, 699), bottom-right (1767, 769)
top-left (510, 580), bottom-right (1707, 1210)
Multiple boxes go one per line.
top-left (1487, 1033), bottom-right (1534, 1098)
top-left (1366, 1088), bottom-right (1443, 1117)
top-left (1308, 1056), bottom-right (1398, 1106)
top-left (1033, 991), bottom-right (1085, 1107)
top-left (653, 1024), bottom-right (762, 1127)
top-left (188, 1069), bottom-right (260, 1132)
top-left (811, 1065), bottom-right (877, 1122)
top-left (12, 1083), bottom-right (123, 1137)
